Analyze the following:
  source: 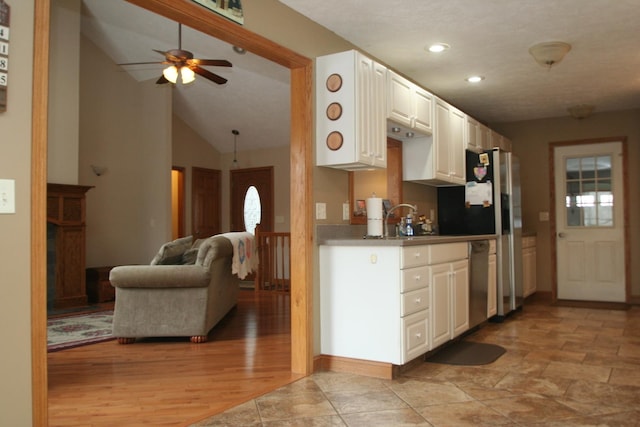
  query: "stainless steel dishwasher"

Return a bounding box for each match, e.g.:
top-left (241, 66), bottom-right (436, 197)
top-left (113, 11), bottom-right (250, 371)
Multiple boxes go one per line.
top-left (469, 240), bottom-right (490, 329)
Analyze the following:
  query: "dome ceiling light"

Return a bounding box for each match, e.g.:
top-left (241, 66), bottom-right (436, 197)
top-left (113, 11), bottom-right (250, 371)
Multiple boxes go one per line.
top-left (528, 41), bottom-right (572, 69)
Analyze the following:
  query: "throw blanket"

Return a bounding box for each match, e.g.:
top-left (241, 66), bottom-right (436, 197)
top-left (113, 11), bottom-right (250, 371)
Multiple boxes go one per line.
top-left (221, 232), bottom-right (259, 279)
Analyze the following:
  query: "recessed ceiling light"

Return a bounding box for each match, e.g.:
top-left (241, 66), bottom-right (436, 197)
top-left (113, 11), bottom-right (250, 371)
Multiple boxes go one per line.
top-left (427, 43), bottom-right (450, 53)
top-left (466, 76), bottom-right (485, 83)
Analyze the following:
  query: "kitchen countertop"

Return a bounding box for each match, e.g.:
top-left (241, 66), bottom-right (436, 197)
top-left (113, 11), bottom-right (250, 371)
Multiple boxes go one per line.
top-left (318, 233), bottom-right (496, 247)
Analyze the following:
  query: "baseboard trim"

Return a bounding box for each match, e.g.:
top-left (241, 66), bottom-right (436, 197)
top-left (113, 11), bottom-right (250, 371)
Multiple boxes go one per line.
top-left (314, 355), bottom-right (394, 380)
top-left (553, 299), bottom-right (630, 310)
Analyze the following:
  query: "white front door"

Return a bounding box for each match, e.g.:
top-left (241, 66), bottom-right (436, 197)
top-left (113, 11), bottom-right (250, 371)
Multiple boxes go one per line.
top-left (554, 141), bottom-right (625, 302)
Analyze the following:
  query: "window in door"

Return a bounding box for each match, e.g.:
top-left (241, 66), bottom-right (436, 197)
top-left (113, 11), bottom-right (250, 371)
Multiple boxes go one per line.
top-left (243, 185), bottom-right (262, 234)
top-left (565, 155), bottom-right (613, 227)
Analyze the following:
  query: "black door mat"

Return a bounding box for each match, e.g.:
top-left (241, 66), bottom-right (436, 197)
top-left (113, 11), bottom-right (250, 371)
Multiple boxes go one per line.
top-left (426, 341), bottom-right (506, 366)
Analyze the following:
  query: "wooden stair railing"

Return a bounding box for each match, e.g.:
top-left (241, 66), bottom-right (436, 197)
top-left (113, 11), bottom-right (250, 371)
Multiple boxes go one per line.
top-left (254, 224), bottom-right (291, 292)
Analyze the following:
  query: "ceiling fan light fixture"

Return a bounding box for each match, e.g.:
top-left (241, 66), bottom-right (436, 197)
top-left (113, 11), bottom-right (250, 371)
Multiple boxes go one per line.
top-left (529, 41), bottom-right (571, 68)
top-left (181, 67), bottom-right (196, 84)
top-left (162, 65), bottom-right (179, 84)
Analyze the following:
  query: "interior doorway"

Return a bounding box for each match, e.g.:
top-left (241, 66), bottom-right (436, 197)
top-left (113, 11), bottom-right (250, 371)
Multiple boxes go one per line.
top-left (171, 167), bottom-right (185, 239)
top-left (551, 138), bottom-right (629, 302)
top-left (32, 1), bottom-right (312, 423)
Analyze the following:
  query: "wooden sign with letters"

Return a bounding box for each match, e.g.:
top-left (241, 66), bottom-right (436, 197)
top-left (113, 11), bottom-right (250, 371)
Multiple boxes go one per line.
top-left (0, 0), bottom-right (9, 112)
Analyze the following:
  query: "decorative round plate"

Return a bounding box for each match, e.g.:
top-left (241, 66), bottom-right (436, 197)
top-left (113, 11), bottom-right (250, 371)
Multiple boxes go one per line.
top-left (326, 73), bottom-right (343, 92)
top-left (326, 131), bottom-right (343, 151)
top-left (326, 102), bottom-right (342, 120)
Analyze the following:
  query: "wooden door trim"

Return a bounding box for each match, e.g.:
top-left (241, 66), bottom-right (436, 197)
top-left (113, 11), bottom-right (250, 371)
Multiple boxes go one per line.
top-left (33, 0), bottom-right (313, 423)
top-left (548, 136), bottom-right (630, 303)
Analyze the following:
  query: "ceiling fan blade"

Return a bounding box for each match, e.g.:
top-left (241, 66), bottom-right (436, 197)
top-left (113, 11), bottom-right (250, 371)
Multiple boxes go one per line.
top-left (192, 66), bottom-right (227, 84)
top-left (156, 74), bottom-right (171, 84)
top-left (190, 59), bottom-right (232, 67)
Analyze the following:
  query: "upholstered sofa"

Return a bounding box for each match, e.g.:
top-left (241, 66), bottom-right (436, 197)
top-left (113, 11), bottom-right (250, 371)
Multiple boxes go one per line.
top-left (109, 234), bottom-right (239, 344)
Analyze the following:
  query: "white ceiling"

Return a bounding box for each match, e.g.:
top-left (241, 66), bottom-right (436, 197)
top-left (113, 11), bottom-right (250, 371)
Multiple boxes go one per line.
top-left (280, 0), bottom-right (640, 124)
top-left (80, 0), bottom-right (291, 154)
top-left (81, 0), bottom-right (640, 154)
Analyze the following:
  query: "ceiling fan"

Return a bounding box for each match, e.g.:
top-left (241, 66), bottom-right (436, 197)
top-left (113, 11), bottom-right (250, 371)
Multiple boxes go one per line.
top-left (119, 23), bottom-right (232, 85)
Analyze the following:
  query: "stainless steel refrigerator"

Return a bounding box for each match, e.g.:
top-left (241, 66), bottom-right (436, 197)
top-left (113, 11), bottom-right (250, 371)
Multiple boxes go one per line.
top-left (437, 148), bottom-right (523, 320)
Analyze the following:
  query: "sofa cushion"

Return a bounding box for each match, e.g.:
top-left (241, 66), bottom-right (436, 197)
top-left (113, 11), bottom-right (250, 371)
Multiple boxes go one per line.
top-left (181, 247), bottom-right (199, 265)
top-left (151, 235), bottom-right (193, 265)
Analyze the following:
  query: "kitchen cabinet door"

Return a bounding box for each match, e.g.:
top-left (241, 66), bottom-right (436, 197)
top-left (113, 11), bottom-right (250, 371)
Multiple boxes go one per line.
top-left (429, 263), bottom-right (451, 350)
top-left (451, 259), bottom-right (469, 338)
top-left (434, 98), bottom-right (465, 185)
top-left (487, 253), bottom-right (497, 317)
top-left (316, 50), bottom-right (387, 170)
top-left (522, 237), bottom-right (537, 298)
top-left (386, 71), bottom-right (433, 139)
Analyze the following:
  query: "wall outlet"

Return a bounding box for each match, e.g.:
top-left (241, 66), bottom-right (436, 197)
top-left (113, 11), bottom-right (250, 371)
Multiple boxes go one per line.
top-left (539, 211), bottom-right (549, 222)
top-left (315, 202), bottom-right (327, 220)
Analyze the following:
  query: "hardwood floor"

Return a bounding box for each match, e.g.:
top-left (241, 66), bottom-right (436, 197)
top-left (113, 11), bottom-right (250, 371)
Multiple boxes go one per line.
top-left (47, 290), bottom-right (301, 426)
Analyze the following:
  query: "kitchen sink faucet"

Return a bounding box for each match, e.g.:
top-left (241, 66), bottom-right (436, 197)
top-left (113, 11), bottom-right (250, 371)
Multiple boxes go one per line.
top-left (384, 203), bottom-right (417, 237)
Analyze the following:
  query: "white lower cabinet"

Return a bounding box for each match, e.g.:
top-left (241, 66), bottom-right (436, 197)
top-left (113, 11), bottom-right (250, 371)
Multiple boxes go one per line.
top-left (428, 246), bottom-right (469, 350)
top-left (487, 239), bottom-right (497, 317)
top-left (319, 242), bottom-right (471, 365)
top-left (522, 236), bottom-right (537, 297)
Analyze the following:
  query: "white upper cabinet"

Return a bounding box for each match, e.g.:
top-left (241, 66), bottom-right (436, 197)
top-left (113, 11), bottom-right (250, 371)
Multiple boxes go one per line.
top-left (467, 116), bottom-right (492, 153)
top-left (403, 97), bottom-right (466, 185)
top-left (316, 50), bottom-right (387, 170)
top-left (386, 71), bottom-right (433, 140)
top-left (490, 129), bottom-right (512, 152)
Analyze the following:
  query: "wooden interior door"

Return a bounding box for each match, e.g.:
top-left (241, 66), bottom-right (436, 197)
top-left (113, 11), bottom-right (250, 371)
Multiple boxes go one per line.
top-left (230, 167), bottom-right (274, 232)
top-left (192, 167), bottom-right (221, 239)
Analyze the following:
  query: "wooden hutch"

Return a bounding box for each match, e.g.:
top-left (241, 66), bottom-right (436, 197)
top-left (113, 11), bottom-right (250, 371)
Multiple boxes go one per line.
top-left (47, 183), bottom-right (93, 308)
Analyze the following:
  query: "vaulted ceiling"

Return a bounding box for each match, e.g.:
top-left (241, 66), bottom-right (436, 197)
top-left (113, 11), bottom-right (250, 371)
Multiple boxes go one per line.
top-left (82, 0), bottom-right (640, 154)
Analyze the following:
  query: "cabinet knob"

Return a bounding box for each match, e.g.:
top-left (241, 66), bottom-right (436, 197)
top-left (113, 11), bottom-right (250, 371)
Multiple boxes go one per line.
top-left (415, 297), bottom-right (421, 304)
top-left (415, 332), bottom-right (422, 339)
top-left (414, 275), bottom-right (421, 281)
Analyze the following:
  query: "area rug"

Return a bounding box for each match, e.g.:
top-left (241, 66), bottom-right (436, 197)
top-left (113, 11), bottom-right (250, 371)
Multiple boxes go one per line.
top-left (425, 340), bottom-right (506, 365)
top-left (47, 311), bottom-right (115, 352)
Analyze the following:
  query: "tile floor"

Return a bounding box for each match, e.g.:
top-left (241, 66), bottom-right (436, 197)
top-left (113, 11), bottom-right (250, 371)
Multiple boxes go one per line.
top-left (192, 297), bottom-right (640, 426)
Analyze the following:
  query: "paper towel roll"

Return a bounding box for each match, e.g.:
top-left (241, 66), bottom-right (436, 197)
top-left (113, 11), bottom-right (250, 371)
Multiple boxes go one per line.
top-left (366, 197), bottom-right (383, 236)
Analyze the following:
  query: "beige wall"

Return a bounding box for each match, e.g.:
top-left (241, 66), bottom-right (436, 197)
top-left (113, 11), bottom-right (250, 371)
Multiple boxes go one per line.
top-left (48, 0), bottom-right (80, 184)
top-left (171, 115), bottom-right (222, 236)
top-left (79, 35), bottom-right (173, 267)
top-left (0, 1), bottom-right (35, 424)
top-left (492, 109), bottom-right (640, 297)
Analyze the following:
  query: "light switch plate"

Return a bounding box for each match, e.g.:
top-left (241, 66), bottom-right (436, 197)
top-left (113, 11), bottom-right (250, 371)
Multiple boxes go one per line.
top-left (0, 179), bottom-right (16, 214)
top-left (539, 211), bottom-right (549, 221)
top-left (315, 202), bottom-right (327, 220)
top-left (342, 203), bottom-right (350, 220)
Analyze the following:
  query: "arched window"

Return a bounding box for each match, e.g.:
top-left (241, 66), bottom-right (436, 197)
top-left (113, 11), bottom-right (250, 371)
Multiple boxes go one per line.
top-left (243, 185), bottom-right (261, 234)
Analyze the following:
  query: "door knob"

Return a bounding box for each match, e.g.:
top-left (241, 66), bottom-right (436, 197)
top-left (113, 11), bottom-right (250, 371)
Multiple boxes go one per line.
top-left (558, 232), bottom-right (566, 238)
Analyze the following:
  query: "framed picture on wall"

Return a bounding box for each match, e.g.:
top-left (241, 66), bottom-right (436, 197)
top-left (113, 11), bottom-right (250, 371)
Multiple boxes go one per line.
top-left (191, 0), bottom-right (244, 25)
top-left (354, 199), bottom-right (366, 216)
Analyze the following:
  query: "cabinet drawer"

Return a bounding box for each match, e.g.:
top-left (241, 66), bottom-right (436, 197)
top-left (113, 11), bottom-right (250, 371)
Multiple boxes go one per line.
top-left (401, 245), bottom-right (429, 268)
top-left (427, 242), bottom-right (468, 264)
top-left (400, 265), bottom-right (429, 292)
top-left (402, 310), bottom-right (429, 362)
top-left (401, 288), bottom-right (429, 316)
